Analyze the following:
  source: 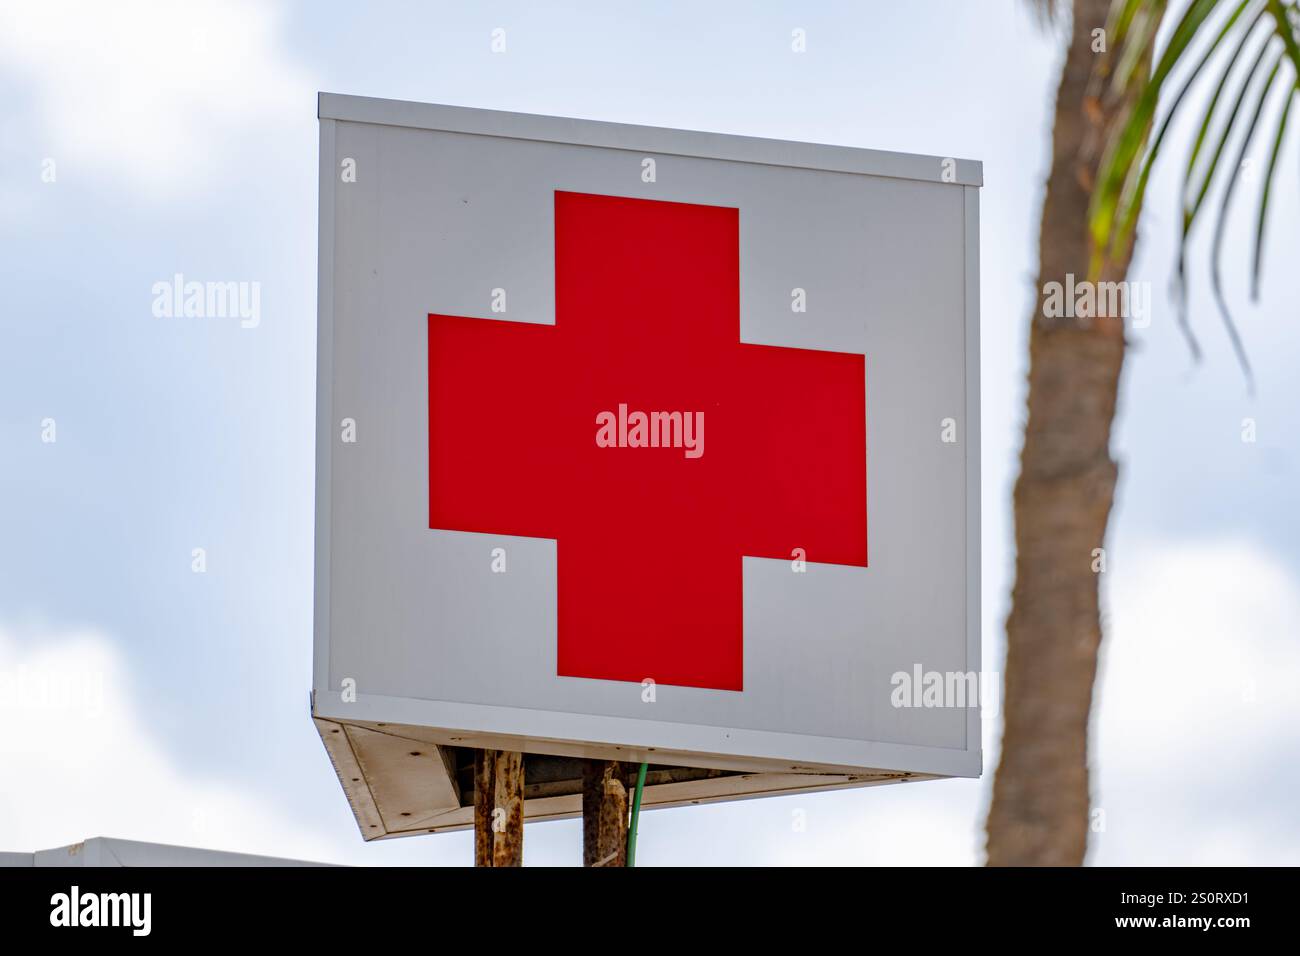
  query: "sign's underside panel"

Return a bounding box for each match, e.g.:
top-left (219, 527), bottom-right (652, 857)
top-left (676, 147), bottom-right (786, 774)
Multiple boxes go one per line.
top-left (314, 716), bottom-right (939, 840)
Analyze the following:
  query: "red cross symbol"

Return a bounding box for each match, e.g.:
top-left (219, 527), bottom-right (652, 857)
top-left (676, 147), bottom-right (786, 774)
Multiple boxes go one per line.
top-left (429, 191), bottom-right (866, 691)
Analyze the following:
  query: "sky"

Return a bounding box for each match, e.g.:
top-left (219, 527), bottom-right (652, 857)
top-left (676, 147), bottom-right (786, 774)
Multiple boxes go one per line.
top-left (0, 0), bottom-right (1296, 866)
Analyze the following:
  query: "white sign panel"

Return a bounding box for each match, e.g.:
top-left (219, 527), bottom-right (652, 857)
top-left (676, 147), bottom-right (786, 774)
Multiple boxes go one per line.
top-left (312, 93), bottom-right (980, 836)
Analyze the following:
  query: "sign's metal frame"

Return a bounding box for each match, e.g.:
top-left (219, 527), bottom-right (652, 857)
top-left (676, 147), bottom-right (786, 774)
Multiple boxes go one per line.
top-left (312, 93), bottom-right (981, 839)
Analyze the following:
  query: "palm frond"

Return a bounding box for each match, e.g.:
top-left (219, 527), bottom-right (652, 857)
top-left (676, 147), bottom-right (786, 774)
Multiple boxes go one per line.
top-left (1090, 0), bottom-right (1300, 383)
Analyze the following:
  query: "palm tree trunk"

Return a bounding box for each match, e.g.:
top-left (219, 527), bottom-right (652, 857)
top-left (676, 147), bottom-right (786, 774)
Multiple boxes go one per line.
top-left (985, 0), bottom-right (1149, 866)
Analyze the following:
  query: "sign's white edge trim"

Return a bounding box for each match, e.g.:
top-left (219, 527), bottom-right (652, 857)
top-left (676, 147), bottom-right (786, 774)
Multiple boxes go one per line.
top-left (313, 117), bottom-right (335, 696)
top-left (317, 92), bottom-right (984, 187)
top-left (963, 184), bottom-right (982, 765)
top-left (314, 693), bottom-right (981, 779)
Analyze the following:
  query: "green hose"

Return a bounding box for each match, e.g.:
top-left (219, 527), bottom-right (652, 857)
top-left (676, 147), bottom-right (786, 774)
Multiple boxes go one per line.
top-left (626, 761), bottom-right (648, 866)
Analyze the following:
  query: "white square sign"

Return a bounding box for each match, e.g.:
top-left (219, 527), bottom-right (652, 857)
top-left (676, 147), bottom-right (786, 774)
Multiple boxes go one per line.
top-left (312, 93), bottom-right (980, 836)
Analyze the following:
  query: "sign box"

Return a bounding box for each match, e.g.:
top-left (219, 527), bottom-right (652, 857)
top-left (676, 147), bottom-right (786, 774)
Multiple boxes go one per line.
top-left (313, 93), bottom-right (981, 839)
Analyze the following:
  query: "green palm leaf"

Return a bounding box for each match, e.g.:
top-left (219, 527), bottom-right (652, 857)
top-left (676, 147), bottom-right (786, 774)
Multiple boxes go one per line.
top-left (1090, 0), bottom-right (1300, 381)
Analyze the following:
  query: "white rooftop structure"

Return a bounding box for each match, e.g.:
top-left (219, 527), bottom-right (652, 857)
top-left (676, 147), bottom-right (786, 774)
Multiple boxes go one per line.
top-left (0, 837), bottom-right (326, 867)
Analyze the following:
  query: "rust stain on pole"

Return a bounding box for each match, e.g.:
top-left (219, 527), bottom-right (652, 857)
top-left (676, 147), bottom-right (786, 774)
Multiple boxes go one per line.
top-left (582, 760), bottom-right (628, 867)
top-left (474, 749), bottom-right (524, 867)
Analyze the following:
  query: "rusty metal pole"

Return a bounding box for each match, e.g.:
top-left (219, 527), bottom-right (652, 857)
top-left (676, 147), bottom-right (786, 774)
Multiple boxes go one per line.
top-left (473, 749), bottom-right (524, 866)
top-left (581, 760), bottom-right (628, 867)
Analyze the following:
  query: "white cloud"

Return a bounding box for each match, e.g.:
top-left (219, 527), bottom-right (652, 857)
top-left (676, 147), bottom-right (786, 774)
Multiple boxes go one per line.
top-left (0, 0), bottom-right (315, 199)
top-left (0, 621), bottom-right (335, 862)
top-left (759, 783), bottom-right (981, 866)
top-left (1092, 539), bottom-right (1300, 864)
